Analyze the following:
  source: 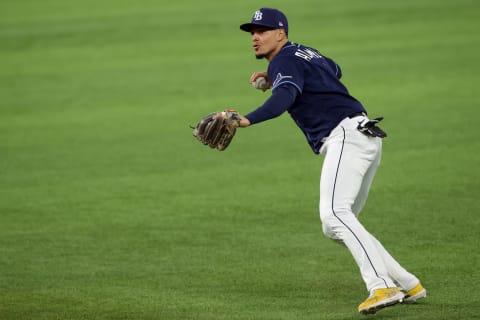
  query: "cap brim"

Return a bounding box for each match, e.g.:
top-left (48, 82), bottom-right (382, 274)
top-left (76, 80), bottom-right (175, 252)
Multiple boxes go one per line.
top-left (239, 22), bottom-right (276, 32)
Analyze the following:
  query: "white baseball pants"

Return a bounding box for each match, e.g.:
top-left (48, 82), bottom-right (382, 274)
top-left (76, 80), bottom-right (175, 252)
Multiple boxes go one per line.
top-left (319, 115), bottom-right (419, 293)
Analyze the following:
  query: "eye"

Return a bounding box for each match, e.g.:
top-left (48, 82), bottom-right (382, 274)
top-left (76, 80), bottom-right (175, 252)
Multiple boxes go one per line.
top-left (251, 28), bottom-right (268, 35)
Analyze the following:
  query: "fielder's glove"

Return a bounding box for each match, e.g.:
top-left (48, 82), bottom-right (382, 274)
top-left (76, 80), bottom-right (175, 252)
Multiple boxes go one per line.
top-left (192, 110), bottom-right (241, 151)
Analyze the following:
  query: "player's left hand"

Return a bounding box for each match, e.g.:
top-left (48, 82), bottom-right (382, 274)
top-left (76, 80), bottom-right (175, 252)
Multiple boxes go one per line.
top-left (192, 110), bottom-right (241, 151)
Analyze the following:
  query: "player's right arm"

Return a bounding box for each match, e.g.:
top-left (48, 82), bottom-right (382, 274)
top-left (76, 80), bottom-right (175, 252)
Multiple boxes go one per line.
top-left (325, 57), bottom-right (342, 79)
top-left (250, 71), bottom-right (268, 83)
top-left (250, 71), bottom-right (271, 91)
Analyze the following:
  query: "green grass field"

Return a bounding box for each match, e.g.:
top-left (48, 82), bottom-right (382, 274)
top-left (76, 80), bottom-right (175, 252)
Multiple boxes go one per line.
top-left (1, 0), bottom-right (479, 319)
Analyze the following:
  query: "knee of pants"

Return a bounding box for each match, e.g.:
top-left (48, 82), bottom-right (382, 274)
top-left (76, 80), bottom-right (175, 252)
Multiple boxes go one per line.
top-left (320, 214), bottom-right (342, 241)
top-left (319, 205), bottom-right (353, 242)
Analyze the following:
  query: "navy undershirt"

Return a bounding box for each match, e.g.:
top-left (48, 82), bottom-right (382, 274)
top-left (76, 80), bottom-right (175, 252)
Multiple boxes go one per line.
top-left (245, 85), bottom-right (298, 124)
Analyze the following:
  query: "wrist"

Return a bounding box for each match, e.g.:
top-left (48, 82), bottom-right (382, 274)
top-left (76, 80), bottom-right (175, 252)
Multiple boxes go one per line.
top-left (239, 116), bottom-right (251, 127)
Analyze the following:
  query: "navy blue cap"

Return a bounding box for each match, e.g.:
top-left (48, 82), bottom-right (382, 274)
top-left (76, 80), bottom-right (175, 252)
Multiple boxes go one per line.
top-left (240, 8), bottom-right (288, 34)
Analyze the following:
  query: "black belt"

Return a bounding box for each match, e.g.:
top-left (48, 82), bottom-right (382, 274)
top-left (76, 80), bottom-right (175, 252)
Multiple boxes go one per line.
top-left (348, 112), bottom-right (367, 119)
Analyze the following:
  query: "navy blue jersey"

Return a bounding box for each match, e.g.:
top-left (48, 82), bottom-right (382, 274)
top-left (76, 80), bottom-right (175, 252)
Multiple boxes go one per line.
top-left (246, 42), bottom-right (366, 154)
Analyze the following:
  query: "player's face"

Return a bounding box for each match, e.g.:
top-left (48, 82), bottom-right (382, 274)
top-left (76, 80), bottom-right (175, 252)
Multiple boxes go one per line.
top-left (250, 27), bottom-right (286, 61)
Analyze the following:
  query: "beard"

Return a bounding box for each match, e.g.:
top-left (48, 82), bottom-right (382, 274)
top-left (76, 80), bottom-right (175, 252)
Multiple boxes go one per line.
top-left (255, 47), bottom-right (273, 60)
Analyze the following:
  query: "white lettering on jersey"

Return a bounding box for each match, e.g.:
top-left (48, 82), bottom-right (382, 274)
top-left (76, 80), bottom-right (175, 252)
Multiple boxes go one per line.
top-left (253, 11), bottom-right (263, 21)
top-left (295, 48), bottom-right (322, 62)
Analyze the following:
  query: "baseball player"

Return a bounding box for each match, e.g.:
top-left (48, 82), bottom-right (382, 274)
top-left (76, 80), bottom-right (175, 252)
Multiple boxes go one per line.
top-left (235, 7), bottom-right (427, 314)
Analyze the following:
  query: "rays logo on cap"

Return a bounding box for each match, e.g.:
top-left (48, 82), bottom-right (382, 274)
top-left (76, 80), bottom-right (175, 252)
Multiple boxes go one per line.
top-left (253, 10), bottom-right (263, 21)
top-left (240, 8), bottom-right (289, 35)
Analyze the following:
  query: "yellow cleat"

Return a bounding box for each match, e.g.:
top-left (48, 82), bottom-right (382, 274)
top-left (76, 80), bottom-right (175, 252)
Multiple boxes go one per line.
top-left (403, 282), bottom-right (427, 302)
top-left (358, 287), bottom-right (405, 315)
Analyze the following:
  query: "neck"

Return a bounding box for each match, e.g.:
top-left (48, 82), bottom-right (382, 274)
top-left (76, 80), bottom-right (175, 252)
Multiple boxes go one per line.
top-left (267, 38), bottom-right (289, 61)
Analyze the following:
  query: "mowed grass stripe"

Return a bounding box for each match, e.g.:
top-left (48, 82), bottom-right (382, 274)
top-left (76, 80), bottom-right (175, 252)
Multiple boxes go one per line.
top-left (1, 0), bottom-right (479, 319)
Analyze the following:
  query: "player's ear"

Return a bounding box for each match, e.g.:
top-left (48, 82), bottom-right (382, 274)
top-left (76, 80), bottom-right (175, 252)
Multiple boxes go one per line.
top-left (278, 28), bottom-right (287, 40)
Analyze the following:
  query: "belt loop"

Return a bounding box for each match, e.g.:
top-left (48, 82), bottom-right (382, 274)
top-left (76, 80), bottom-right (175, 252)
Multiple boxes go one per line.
top-left (348, 112), bottom-right (366, 119)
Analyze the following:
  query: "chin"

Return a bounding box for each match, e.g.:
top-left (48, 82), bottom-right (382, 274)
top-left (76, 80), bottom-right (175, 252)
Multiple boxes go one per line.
top-left (255, 53), bottom-right (266, 59)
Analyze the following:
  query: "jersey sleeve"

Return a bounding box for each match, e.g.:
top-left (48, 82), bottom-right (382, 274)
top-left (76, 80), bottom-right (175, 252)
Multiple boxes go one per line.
top-left (268, 55), bottom-right (304, 93)
top-left (325, 57), bottom-right (342, 79)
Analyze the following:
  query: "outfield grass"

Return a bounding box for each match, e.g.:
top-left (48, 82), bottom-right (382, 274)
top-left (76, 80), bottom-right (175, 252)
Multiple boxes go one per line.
top-left (1, 0), bottom-right (479, 319)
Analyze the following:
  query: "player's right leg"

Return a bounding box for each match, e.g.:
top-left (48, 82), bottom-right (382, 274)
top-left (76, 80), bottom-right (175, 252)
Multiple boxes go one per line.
top-left (369, 234), bottom-right (422, 292)
top-left (368, 235), bottom-right (427, 303)
top-left (318, 117), bottom-right (404, 314)
top-left (319, 118), bottom-right (394, 289)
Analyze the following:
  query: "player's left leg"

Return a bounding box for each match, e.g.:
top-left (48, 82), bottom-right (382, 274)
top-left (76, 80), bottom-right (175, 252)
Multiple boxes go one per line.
top-left (351, 137), bottom-right (381, 216)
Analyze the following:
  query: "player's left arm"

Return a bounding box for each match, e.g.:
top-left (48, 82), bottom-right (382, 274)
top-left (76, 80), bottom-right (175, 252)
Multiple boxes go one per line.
top-left (242, 84), bottom-right (298, 126)
top-left (239, 115), bottom-right (251, 127)
top-left (241, 57), bottom-right (303, 126)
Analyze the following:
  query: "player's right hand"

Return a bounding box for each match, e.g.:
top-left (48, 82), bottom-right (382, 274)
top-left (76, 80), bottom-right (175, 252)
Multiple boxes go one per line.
top-left (250, 71), bottom-right (270, 91)
top-left (250, 71), bottom-right (268, 83)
